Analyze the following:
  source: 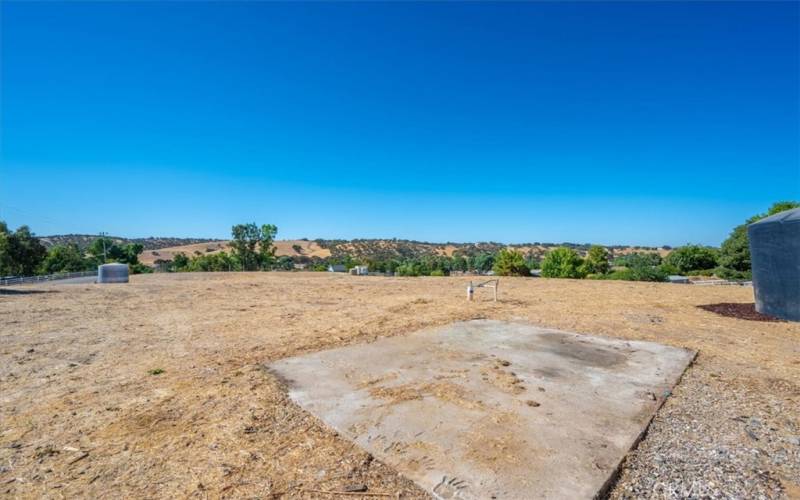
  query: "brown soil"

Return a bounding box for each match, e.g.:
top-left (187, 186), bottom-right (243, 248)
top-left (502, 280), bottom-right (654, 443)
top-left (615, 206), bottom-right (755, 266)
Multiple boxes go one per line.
top-left (1, 273), bottom-right (798, 498)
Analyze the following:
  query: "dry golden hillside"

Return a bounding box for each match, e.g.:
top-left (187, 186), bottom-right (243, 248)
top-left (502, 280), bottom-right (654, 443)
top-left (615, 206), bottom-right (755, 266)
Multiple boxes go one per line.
top-left (139, 240), bottom-right (330, 266)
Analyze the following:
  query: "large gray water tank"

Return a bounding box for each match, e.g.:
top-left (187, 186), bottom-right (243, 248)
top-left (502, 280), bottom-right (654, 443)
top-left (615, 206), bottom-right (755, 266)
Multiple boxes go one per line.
top-left (97, 263), bottom-right (129, 284)
top-left (748, 207), bottom-right (800, 321)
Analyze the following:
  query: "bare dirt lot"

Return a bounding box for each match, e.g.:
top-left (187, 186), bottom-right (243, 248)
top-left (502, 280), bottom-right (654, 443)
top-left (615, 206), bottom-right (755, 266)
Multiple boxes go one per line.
top-left (1, 273), bottom-right (798, 498)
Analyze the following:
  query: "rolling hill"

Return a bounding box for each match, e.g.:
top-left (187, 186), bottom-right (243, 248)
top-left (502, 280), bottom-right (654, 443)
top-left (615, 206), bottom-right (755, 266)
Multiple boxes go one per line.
top-left (41, 234), bottom-right (670, 267)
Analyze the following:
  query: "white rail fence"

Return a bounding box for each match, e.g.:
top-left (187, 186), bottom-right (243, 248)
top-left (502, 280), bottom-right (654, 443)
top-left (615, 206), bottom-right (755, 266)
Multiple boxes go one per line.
top-left (690, 279), bottom-right (752, 287)
top-left (0, 270), bottom-right (97, 287)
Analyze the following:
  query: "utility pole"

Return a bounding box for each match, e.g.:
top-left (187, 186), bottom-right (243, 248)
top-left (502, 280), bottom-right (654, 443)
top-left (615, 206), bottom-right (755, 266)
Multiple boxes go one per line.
top-left (99, 232), bottom-right (108, 262)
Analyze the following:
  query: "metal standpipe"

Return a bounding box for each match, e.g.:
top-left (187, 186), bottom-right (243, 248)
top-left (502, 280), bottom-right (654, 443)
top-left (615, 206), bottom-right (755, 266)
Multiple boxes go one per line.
top-left (466, 279), bottom-right (498, 302)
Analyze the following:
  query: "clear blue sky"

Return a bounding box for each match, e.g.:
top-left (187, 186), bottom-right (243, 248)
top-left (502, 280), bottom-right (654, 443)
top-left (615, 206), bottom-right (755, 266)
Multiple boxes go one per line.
top-left (1, 1), bottom-right (798, 246)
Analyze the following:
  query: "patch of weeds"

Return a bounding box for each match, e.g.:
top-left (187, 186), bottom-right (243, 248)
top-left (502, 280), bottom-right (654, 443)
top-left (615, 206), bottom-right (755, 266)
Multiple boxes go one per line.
top-left (148, 368), bottom-right (165, 376)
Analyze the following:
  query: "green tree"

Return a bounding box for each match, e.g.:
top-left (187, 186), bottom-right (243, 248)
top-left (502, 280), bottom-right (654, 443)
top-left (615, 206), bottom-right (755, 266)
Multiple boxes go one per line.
top-left (0, 223), bottom-right (48, 276)
top-left (230, 223), bottom-right (262, 271)
top-left (395, 262), bottom-right (421, 276)
top-left (86, 238), bottom-right (145, 271)
top-left (451, 255), bottom-right (468, 272)
top-left (581, 245), bottom-right (610, 275)
top-left (259, 224), bottom-right (278, 270)
top-left (230, 223), bottom-right (278, 271)
top-left (664, 245), bottom-right (719, 273)
top-left (613, 252), bottom-right (661, 267)
top-left (122, 243), bottom-right (144, 265)
top-left (492, 249), bottom-right (530, 276)
top-left (719, 201), bottom-right (799, 272)
top-left (470, 252), bottom-right (495, 273)
top-left (541, 247), bottom-right (586, 279)
top-left (172, 252), bottom-right (190, 271)
top-left (40, 244), bottom-right (91, 274)
top-left (276, 255), bottom-right (295, 271)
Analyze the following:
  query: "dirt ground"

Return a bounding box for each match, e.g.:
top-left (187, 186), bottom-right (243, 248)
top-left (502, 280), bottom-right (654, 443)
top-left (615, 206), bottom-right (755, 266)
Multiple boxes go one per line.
top-left (1, 273), bottom-right (798, 499)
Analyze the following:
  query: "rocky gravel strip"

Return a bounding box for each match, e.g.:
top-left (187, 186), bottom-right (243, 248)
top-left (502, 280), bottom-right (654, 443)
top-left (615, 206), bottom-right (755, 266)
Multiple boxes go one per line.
top-left (611, 360), bottom-right (799, 499)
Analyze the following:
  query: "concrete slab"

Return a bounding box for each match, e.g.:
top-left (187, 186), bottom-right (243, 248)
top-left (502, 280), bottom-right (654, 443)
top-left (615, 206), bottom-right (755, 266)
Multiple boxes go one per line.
top-left (270, 320), bottom-right (695, 499)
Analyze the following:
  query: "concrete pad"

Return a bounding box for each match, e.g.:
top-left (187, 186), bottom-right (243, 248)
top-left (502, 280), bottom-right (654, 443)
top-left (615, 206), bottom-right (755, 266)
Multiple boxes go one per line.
top-left (270, 320), bottom-right (695, 499)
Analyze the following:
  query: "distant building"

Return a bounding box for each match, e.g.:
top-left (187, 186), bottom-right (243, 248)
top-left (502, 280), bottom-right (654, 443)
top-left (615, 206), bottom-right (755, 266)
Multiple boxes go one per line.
top-left (328, 264), bottom-right (346, 273)
top-left (352, 265), bottom-right (369, 276)
top-left (668, 275), bottom-right (690, 284)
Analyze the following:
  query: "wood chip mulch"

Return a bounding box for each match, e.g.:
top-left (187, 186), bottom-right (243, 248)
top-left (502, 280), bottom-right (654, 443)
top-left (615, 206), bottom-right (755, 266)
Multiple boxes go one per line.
top-left (697, 302), bottom-right (784, 322)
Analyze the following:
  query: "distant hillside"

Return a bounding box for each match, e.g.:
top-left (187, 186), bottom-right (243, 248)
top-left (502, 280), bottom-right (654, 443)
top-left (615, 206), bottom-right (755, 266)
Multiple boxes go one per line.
top-left (134, 238), bottom-right (669, 266)
top-left (313, 239), bottom-right (669, 261)
top-left (138, 239), bottom-right (331, 266)
top-left (39, 234), bottom-right (223, 251)
top-left (42, 234), bottom-right (670, 266)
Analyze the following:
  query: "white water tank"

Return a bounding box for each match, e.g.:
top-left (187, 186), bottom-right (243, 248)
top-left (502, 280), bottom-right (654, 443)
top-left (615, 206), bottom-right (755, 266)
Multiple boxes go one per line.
top-left (748, 207), bottom-right (800, 321)
top-left (97, 263), bottom-right (129, 284)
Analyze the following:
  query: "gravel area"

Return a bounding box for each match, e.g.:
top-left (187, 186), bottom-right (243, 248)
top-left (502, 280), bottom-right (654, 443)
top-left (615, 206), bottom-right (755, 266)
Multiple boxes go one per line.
top-left (611, 361), bottom-right (799, 499)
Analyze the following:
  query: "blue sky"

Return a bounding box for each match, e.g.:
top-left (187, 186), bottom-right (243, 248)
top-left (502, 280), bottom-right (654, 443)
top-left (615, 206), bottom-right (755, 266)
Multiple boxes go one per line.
top-left (1, 1), bottom-right (798, 246)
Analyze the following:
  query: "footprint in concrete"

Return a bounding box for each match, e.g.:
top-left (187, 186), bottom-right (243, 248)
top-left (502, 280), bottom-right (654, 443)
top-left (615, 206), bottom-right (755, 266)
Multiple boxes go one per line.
top-left (433, 475), bottom-right (469, 499)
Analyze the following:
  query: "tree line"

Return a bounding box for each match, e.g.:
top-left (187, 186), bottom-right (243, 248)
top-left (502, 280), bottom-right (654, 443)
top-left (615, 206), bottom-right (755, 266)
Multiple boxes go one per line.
top-left (2, 200), bottom-right (796, 280)
top-left (533, 200), bottom-right (798, 282)
top-left (0, 222), bottom-right (149, 277)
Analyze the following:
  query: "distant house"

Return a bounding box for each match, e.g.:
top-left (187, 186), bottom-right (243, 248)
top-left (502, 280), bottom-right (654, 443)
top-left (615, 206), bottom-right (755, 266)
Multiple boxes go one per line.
top-left (328, 264), bottom-right (346, 273)
top-left (351, 265), bottom-right (369, 276)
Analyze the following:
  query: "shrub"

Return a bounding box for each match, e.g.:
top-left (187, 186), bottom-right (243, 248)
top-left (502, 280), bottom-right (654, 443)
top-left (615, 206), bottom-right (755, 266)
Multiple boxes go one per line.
top-left (129, 263), bottom-right (153, 274)
top-left (664, 245), bottom-right (719, 273)
top-left (541, 247), bottom-right (585, 279)
top-left (395, 263), bottom-right (420, 277)
top-left (629, 264), bottom-right (667, 282)
top-left (469, 253), bottom-right (495, 273)
top-left (580, 245), bottom-right (610, 275)
top-left (600, 269), bottom-right (633, 280)
top-left (39, 244), bottom-right (92, 274)
top-left (276, 255), bottom-right (295, 271)
top-left (172, 252), bottom-right (190, 271)
top-left (685, 269), bottom-right (716, 277)
top-left (601, 265), bottom-right (666, 282)
top-left (613, 252), bottom-right (661, 268)
top-left (493, 249), bottom-right (530, 277)
top-left (658, 262), bottom-right (679, 276)
top-left (713, 266), bottom-right (752, 281)
top-left (430, 269), bottom-right (445, 277)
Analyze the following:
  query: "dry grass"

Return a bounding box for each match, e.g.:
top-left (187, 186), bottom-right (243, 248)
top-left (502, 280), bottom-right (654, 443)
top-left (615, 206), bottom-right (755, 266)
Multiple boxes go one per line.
top-left (1, 273), bottom-right (798, 498)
